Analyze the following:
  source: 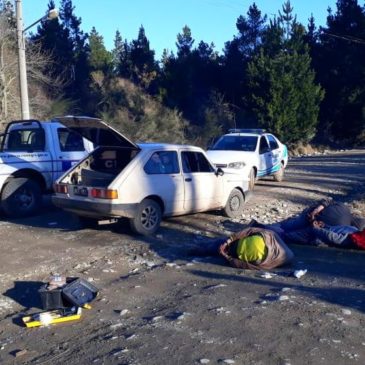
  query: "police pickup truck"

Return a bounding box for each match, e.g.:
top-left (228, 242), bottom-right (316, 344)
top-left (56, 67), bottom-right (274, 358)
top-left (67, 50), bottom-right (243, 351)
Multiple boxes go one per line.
top-left (0, 118), bottom-right (94, 218)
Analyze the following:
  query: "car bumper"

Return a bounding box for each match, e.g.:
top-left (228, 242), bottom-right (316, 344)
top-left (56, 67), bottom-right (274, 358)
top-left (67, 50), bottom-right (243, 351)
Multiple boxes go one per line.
top-left (52, 195), bottom-right (138, 219)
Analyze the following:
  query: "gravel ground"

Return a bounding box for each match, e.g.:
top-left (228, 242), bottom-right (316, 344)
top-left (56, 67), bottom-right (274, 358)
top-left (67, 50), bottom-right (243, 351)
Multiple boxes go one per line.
top-left (0, 149), bottom-right (364, 365)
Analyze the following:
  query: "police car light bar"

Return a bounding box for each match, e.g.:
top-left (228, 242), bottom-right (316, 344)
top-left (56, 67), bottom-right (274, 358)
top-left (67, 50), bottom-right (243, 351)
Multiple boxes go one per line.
top-left (228, 129), bottom-right (266, 134)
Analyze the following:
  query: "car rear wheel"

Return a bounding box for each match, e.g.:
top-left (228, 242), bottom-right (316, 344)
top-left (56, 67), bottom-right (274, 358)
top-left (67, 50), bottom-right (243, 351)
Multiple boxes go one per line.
top-left (129, 199), bottom-right (162, 235)
top-left (273, 163), bottom-right (285, 182)
top-left (1, 177), bottom-right (41, 218)
top-left (248, 168), bottom-right (256, 190)
top-left (223, 188), bottom-right (245, 218)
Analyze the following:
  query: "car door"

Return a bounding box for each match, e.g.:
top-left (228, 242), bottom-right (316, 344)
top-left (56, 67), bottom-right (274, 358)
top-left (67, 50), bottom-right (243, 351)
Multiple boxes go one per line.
top-left (181, 150), bottom-right (223, 212)
top-left (258, 136), bottom-right (273, 177)
top-left (52, 125), bottom-right (93, 180)
top-left (142, 150), bottom-right (185, 215)
top-left (266, 134), bottom-right (282, 172)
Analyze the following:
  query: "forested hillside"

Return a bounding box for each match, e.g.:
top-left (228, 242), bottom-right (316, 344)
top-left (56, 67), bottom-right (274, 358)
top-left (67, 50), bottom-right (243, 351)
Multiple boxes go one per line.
top-left (1, 0), bottom-right (365, 147)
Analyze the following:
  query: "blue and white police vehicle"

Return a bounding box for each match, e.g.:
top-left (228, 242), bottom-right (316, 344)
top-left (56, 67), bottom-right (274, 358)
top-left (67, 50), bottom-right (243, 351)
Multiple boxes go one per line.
top-left (0, 117), bottom-right (94, 217)
top-left (207, 129), bottom-right (288, 190)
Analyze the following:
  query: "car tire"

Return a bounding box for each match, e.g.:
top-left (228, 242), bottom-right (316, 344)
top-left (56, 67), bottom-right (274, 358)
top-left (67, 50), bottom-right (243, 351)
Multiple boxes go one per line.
top-left (78, 216), bottom-right (99, 229)
top-left (248, 168), bottom-right (256, 190)
top-left (273, 163), bottom-right (285, 182)
top-left (129, 199), bottom-right (162, 235)
top-left (223, 188), bottom-right (245, 218)
top-left (1, 177), bottom-right (41, 218)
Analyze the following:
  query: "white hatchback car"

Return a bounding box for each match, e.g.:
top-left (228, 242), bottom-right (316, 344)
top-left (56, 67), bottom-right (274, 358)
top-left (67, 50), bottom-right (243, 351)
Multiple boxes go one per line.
top-left (207, 129), bottom-right (288, 190)
top-left (52, 117), bottom-right (250, 235)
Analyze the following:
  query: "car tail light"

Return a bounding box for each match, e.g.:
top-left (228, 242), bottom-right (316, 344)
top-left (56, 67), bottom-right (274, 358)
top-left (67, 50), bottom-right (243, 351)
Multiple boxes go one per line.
top-left (91, 188), bottom-right (118, 199)
top-left (55, 183), bottom-right (68, 194)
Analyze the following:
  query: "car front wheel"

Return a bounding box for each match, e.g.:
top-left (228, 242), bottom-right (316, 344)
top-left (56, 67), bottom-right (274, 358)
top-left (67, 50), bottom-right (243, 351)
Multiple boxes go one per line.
top-left (223, 188), bottom-right (245, 218)
top-left (273, 163), bottom-right (285, 182)
top-left (248, 168), bottom-right (256, 190)
top-left (129, 198), bottom-right (162, 235)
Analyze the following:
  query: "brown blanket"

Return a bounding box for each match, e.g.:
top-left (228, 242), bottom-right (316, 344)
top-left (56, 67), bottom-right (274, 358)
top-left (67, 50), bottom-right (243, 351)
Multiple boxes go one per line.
top-left (219, 227), bottom-right (294, 270)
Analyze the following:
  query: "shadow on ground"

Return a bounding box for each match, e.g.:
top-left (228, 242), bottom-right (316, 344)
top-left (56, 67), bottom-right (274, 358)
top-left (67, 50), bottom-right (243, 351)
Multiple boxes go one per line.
top-left (3, 281), bottom-right (44, 310)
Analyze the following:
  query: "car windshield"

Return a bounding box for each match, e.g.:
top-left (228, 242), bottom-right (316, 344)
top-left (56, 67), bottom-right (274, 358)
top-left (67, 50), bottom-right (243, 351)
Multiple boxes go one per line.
top-left (210, 135), bottom-right (258, 152)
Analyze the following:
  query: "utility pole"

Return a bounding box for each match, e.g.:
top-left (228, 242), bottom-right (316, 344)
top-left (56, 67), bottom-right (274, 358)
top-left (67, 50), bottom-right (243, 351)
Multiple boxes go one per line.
top-left (15, 0), bottom-right (30, 120)
top-left (15, 1), bottom-right (58, 120)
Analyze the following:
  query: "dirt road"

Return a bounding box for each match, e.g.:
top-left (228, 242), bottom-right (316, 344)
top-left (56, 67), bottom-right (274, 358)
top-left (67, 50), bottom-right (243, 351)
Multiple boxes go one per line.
top-left (0, 149), bottom-right (364, 365)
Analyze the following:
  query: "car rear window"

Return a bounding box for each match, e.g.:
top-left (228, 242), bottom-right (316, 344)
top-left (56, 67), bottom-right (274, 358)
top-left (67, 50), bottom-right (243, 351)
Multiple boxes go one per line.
top-left (211, 136), bottom-right (258, 151)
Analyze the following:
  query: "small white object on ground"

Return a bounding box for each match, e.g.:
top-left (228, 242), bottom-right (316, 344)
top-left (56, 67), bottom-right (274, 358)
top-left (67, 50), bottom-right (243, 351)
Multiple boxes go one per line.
top-left (293, 269), bottom-right (307, 278)
top-left (199, 359), bottom-right (210, 364)
top-left (260, 272), bottom-right (273, 279)
top-left (223, 360), bottom-right (235, 364)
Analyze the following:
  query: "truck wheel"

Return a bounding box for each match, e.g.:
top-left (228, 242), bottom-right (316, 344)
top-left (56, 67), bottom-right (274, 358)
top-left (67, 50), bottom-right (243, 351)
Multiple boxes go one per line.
top-left (1, 178), bottom-right (41, 218)
top-left (273, 164), bottom-right (285, 182)
top-left (223, 188), bottom-right (244, 218)
top-left (129, 199), bottom-right (162, 235)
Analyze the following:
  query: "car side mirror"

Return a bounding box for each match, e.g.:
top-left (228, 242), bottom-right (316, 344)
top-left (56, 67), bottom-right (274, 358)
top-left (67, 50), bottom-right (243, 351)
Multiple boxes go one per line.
top-left (216, 167), bottom-right (224, 176)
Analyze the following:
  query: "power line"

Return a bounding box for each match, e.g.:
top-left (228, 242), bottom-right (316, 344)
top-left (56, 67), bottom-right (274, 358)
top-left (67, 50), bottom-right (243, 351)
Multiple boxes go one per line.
top-left (321, 30), bottom-right (365, 45)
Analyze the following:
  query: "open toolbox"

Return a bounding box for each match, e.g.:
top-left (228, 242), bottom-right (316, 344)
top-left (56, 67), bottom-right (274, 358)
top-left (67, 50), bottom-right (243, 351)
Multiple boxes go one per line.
top-left (61, 278), bottom-right (98, 307)
top-left (38, 277), bottom-right (98, 310)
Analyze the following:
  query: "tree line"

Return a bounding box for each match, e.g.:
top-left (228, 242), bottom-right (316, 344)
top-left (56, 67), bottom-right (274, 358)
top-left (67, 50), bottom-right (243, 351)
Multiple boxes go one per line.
top-left (1, 0), bottom-right (365, 147)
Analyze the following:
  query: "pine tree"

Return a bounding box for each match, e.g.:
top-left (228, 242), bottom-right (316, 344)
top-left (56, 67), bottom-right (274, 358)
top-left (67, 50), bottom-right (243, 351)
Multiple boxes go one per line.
top-left (129, 26), bottom-right (158, 90)
top-left (316, 0), bottom-right (365, 143)
top-left (222, 3), bottom-right (267, 112)
top-left (111, 30), bottom-right (123, 73)
top-left (88, 27), bottom-right (112, 73)
top-left (176, 25), bottom-right (194, 58)
top-left (32, 0), bottom-right (73, 83)
top-left (31, 0), bottom-right (90, 109)
top-left (247, 1), bottom-right (324, 144)
top-left (59, 0), bottom-right (89, 103)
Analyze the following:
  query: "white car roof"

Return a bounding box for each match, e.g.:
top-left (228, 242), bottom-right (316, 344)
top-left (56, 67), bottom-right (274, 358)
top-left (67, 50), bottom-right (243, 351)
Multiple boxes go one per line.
top-left (137, 142), bottom-right (203, 151)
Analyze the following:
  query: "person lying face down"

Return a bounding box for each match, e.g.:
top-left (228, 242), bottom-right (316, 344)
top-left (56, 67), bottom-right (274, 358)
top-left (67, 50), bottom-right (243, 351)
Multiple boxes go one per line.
top-left (249, 198), bottom-right (365, 245)
top-left (193, 227), bottom-right (294, 270)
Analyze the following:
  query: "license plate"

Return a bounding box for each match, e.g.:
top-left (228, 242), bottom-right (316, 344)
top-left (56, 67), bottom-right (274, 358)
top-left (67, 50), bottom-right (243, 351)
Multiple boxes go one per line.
top-left (73, 186), bottom-right (88, 196)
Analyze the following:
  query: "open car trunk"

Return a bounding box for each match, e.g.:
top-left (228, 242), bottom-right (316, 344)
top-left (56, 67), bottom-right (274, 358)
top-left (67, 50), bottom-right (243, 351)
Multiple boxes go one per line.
top-left (60, 146), bottom-right (139, 187)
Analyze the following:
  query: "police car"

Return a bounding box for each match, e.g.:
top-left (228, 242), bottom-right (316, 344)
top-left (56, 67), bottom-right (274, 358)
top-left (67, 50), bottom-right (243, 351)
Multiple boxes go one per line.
top-left (0, 118), bottom-right (94, 217)
top-left (206, 129), bottom-right (288, 190)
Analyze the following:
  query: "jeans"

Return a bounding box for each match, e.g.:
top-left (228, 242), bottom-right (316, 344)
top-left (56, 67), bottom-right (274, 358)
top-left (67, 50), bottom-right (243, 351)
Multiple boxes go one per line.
top-left (313, 226), bottom-right (357, 246)
top-left (265, 209), bottom-right (315, 245)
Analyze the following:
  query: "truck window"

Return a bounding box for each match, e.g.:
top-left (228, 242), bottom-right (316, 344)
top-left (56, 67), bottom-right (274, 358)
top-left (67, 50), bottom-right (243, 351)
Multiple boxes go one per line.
top-left (5, 129), bottom-right (45, 151)
top-left (58, 128), bottom-right (85, 152)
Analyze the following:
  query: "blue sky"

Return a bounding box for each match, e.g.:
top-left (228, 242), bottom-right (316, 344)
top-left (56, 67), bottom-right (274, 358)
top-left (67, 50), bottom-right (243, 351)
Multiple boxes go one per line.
top-left (23, 0), bottom-right (338, 58)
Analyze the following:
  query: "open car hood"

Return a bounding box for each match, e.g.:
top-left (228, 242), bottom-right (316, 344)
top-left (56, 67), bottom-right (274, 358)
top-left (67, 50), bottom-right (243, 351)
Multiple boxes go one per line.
top-left (54, 116), bottom-right (139, 150)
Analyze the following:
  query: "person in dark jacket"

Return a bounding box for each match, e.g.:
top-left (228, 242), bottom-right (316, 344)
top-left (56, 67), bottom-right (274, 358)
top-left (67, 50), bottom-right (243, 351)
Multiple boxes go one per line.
top-left (190, 227), bottom-right (294, 270)
top-left (251, 198), bottom-right (365, 245)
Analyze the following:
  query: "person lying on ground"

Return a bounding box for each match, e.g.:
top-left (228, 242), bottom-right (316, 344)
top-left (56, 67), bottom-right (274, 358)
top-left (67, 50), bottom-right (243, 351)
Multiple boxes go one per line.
top-left (189, 227), bottom-right (294, 270)
top-left (312, 221), bottom-right (365, 250)
top-left (311, 220), bottom-right (358, 247)
top-left (250, 198), bottom-right (365, 245)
